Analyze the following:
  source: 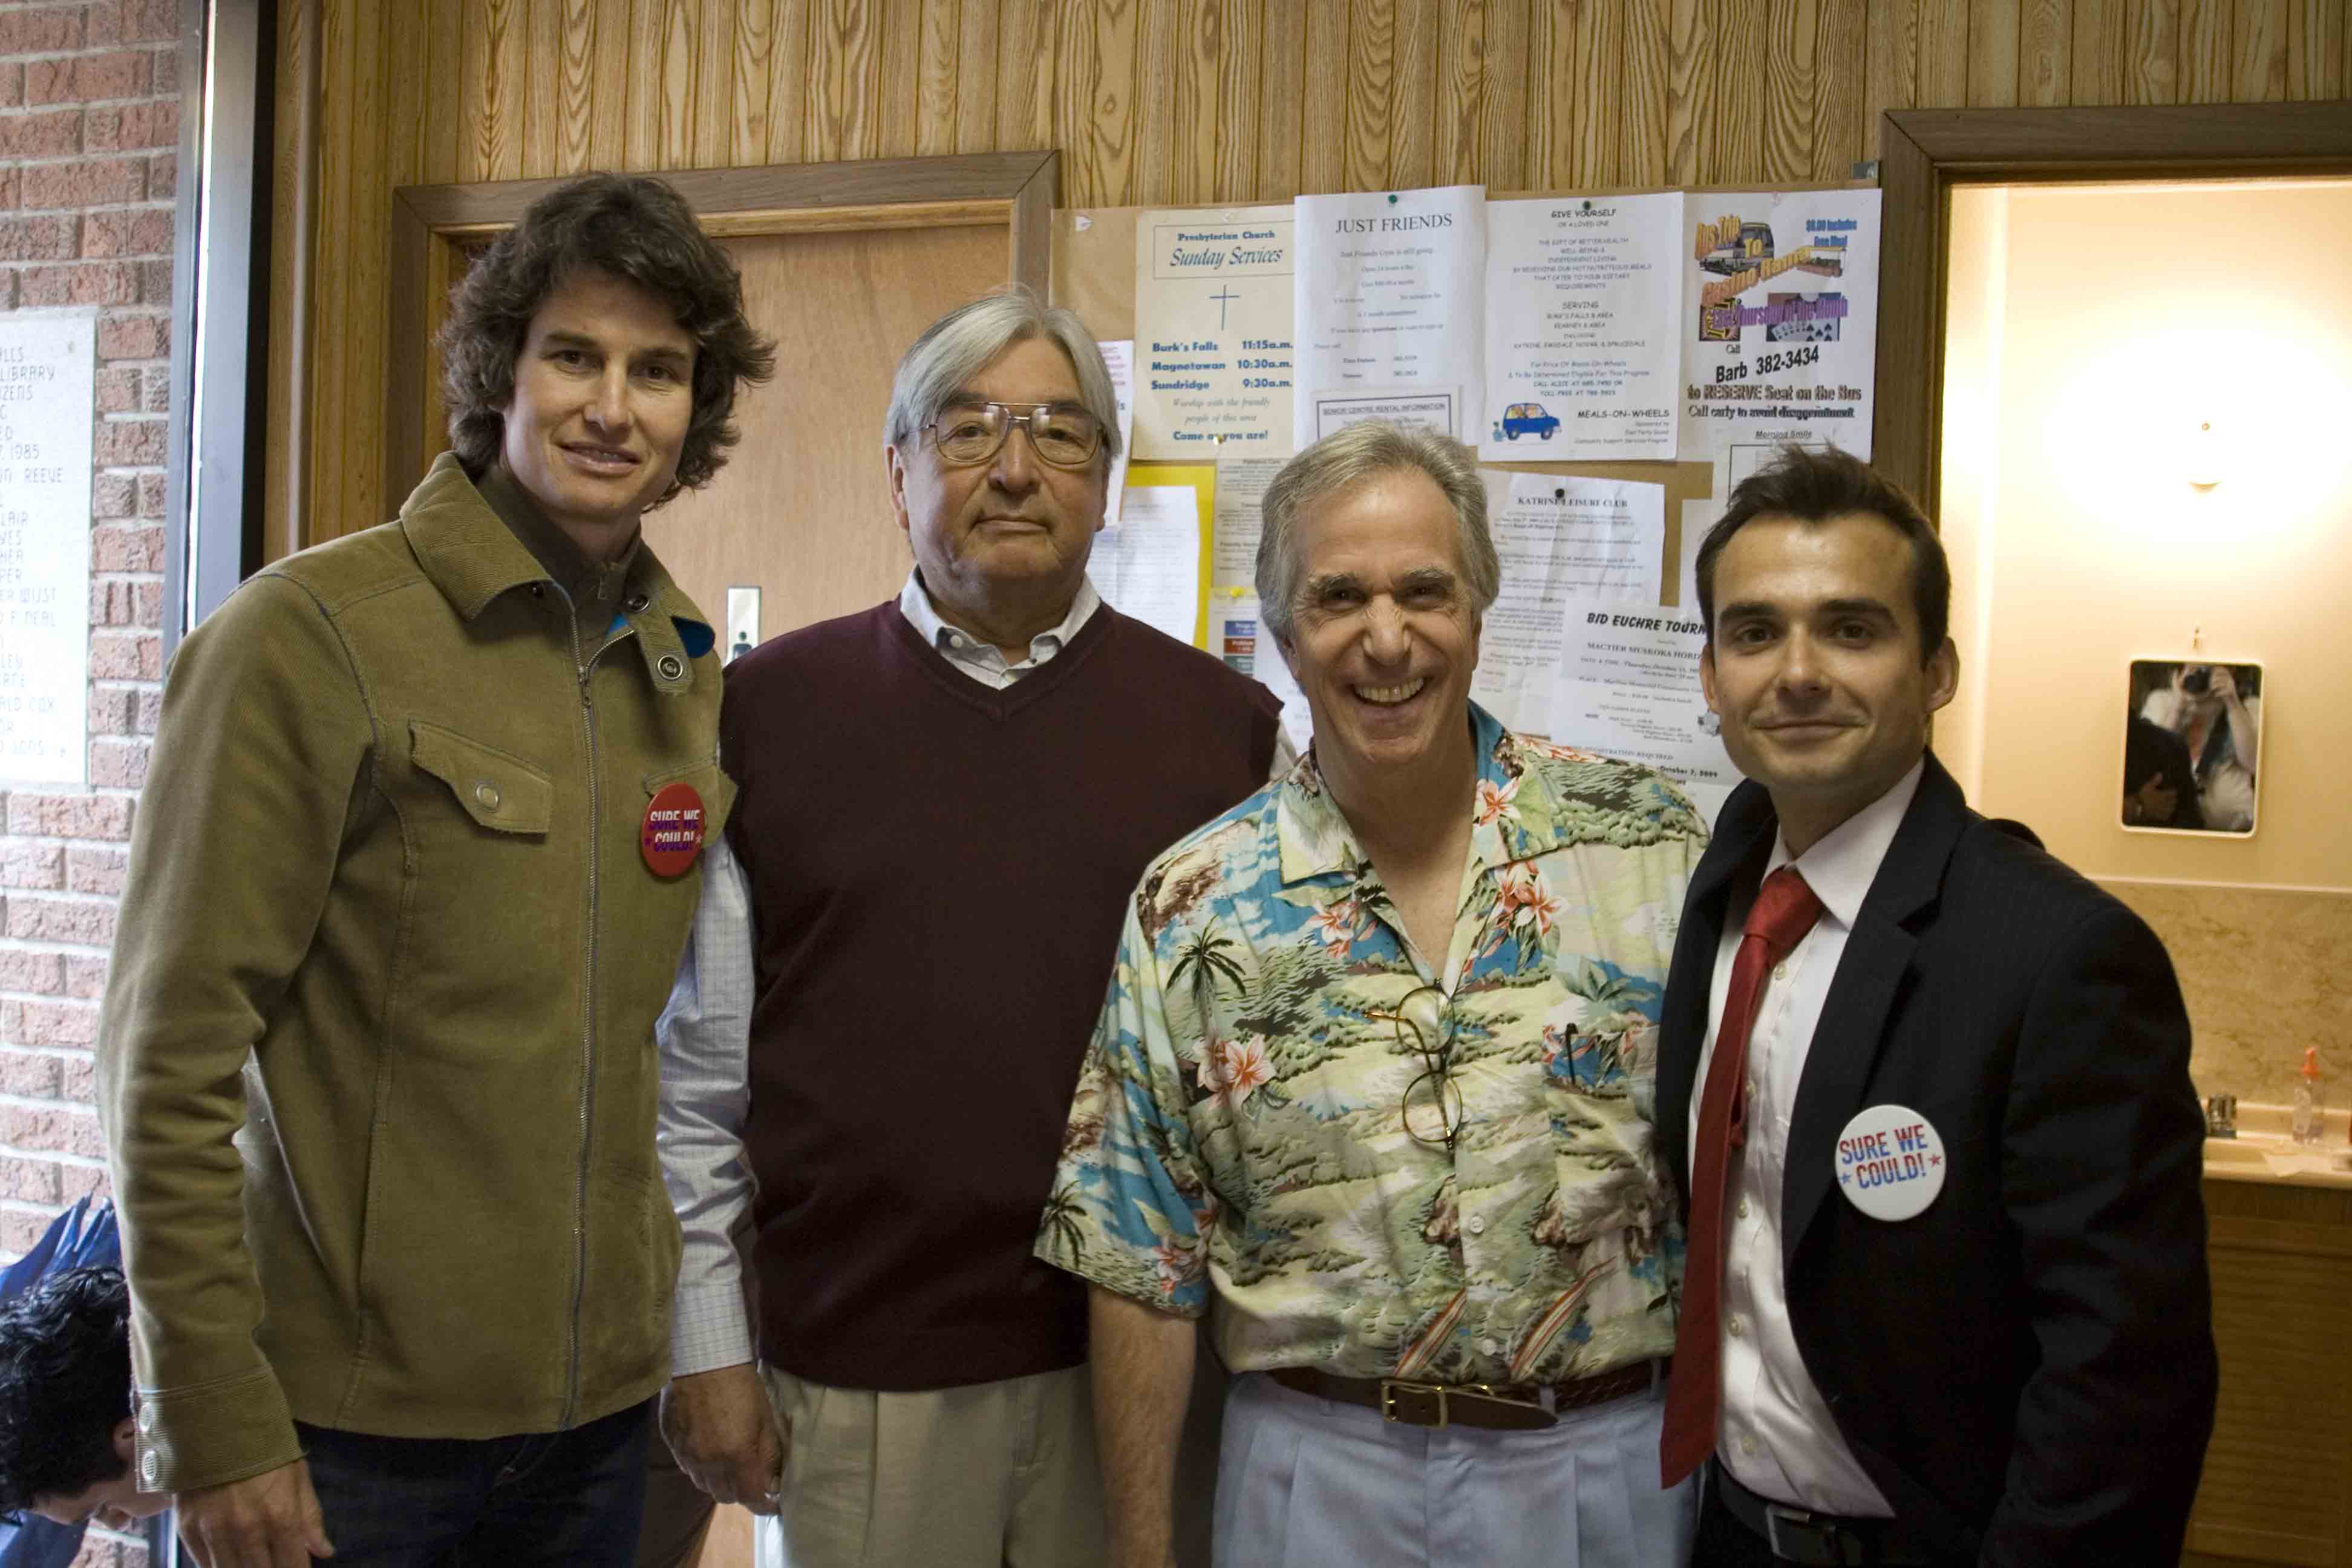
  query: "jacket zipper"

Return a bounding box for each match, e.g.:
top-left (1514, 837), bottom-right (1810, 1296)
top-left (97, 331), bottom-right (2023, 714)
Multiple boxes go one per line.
top-left (556, 593), bottom-right (600, 1428)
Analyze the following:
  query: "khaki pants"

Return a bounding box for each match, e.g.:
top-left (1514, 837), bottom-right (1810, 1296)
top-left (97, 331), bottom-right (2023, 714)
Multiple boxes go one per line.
top-left (752, 1363), bottom-right (1106, 1568)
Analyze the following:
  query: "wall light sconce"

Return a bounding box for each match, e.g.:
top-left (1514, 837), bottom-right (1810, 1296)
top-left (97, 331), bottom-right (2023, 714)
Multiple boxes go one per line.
top-left (2185, 418), bottom-right (2223, 487)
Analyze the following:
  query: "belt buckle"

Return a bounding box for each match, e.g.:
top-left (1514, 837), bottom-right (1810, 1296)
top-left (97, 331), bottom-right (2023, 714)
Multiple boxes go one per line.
top-left (1378, 1378), bottom-right (1448, 1426)
top-left (1765, 1503), bottom-right (1864, 1567)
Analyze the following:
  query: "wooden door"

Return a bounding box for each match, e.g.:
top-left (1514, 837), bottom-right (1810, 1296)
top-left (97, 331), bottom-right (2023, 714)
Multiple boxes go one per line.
top-left (645, 224), bottom-right (1012, 644)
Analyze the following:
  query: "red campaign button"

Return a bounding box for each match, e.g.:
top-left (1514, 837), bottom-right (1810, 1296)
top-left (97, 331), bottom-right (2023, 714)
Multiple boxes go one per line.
top-left (640, 782), bottom-right (706, 877)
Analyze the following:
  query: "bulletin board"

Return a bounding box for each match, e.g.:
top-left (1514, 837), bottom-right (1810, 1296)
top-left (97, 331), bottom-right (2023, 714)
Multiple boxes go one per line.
top-left (1050, 180), bottom-right (1878, 615)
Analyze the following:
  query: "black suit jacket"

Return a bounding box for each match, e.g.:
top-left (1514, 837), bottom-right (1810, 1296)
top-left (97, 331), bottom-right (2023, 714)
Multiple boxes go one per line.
top-left (1658, 754), bottom-right (2217, 1566)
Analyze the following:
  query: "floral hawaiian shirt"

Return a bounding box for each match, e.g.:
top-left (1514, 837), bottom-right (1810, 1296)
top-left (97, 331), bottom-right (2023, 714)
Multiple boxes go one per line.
top-left (1036, 705), bottom-right (1708, 1387)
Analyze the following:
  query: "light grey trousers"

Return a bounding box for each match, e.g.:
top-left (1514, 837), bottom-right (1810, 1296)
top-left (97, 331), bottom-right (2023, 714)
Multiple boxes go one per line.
top-left (1212, 1369), bottom-right (1697, 1568)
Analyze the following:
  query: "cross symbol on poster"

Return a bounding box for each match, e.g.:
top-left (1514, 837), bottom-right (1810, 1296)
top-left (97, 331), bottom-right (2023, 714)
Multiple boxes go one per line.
top-left (1210, 284), bottom-right (1240, 327)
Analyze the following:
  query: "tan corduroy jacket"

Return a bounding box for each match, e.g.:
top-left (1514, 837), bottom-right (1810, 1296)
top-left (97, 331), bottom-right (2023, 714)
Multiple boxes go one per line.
top-left (98, 455), bottom-right (732, 1492)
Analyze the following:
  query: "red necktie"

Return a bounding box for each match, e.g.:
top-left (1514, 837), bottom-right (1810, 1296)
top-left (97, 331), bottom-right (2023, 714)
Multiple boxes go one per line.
top-left (1660, 864), bottom-right (1824, 1487)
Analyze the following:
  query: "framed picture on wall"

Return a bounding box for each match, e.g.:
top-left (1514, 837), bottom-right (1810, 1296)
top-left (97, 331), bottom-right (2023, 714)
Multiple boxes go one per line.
top-left (2122, 659), bottom-right (2264, 835)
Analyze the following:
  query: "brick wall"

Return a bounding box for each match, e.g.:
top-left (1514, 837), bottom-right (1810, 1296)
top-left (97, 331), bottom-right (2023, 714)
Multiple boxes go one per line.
top-left (0, 4), bottom-right (178, 1561)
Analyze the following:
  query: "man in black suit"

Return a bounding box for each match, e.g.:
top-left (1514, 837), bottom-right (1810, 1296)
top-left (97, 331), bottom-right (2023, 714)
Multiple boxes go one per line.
top-left (1656, 446), bottom-right (2216, 1566)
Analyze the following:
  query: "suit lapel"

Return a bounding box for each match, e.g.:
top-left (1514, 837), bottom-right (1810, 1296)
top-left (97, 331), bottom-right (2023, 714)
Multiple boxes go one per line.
top-left (1657, 781), bottom-right (1775, 1201)
top-left (1780, 756), bottom-right (1971, 1270)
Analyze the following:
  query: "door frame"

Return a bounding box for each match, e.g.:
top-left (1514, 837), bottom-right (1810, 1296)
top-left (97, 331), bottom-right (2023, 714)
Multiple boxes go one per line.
top-left (1873, 100), bottom-right (2352, 515)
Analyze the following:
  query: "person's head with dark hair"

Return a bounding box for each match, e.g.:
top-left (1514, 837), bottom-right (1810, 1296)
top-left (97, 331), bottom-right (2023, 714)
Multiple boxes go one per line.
top-left (2124, 714), bottom-right (2204, 829)
top-left (0, 1266), bottom-right (164, 1529)
top-left (1695, 444), bottom-right (1951, 660)
top-left (437, 171), bottom-right (777, 555)
top-left (1696, 445), bottom-right (1960, 856)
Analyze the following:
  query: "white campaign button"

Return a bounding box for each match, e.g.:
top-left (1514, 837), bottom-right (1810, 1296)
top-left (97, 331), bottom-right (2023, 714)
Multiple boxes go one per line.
top-left (1834, 1103), bottom-right (1947, 1221)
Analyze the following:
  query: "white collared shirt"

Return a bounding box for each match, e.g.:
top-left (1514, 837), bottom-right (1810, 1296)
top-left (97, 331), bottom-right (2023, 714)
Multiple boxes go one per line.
top-left (1689, 759), bottom-right (1926, 1516)
top-left (894, 570), bottom-right (1102, 688)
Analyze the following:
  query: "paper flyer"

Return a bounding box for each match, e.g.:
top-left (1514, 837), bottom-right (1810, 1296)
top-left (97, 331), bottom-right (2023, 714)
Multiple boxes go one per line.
top-left (1209, 589), bottom-right (1263, 672)
top-left (1679, 189), bottom-right (1881, 462)
top-left (1718, 435), bottom-right (1826, 491)
top-left (1100, 339), bottom-right (1135, 527)
top-left (1469, 472), bottom-right (1665, 734)
top-left (0, 312), bottom-right (94, 785)
top-left (1206, 458), bottom-right (1306, 748)
top-left (1214, 588), bottom-right (1314, 755)
top-left (1684, 436), bottom-right (1830, 602)
top-left (1132, 206), bottom-right (1296, 459)
top-left (1676, 498), bottom-right (1717, 613)
top-left (1092, 484), bottom-right (1201, 645)
top-left (1210, 456), bottom-right (1285, 593)
top-left (1481, 193), bottom-right (1682, 462)
top-left (1543, 595), bottom-right (1738, 824)
top-left (1294, 185), bottom-right (1486, 448)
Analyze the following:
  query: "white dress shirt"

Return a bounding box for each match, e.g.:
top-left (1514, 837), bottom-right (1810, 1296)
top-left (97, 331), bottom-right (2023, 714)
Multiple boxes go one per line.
top-left (656, 571), bottom-right (1292, 1374)
top-left (896, 569), bottom-right (1102, 687)
top-left (1689, 759), bottom-right (1924, 1515)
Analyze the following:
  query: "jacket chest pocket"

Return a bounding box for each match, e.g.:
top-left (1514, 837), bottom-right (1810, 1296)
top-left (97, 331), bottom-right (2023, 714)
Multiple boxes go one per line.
top-left (409, 720), bottom-right (554, 837)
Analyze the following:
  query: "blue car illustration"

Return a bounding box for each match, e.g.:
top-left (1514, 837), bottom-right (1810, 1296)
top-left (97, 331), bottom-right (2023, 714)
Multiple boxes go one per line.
top-left (1500, 402), bottom-right (1560, 440)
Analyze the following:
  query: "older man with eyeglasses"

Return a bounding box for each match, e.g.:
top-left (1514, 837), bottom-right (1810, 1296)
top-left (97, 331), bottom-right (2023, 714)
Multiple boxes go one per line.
top-left (1037, 421), bottom-right (1708, 1568)
top-left (652, 287), bottom-right (1284, 1568)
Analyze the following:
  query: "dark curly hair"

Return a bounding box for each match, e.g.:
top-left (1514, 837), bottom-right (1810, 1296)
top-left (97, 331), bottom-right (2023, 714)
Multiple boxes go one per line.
top-left (0, 1266), bottom-right (132, 1514)
top-left (438, 172), bottom-right (777, 506)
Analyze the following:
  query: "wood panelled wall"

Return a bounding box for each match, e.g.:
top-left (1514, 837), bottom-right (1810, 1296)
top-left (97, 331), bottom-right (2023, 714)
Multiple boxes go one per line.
top-left (273, 0), bottom-right (2352, 549)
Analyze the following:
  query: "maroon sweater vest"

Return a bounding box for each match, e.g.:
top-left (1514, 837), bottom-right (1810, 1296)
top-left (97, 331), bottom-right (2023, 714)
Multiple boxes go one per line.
top-left (722, 601), bottom-right (1279, 1390)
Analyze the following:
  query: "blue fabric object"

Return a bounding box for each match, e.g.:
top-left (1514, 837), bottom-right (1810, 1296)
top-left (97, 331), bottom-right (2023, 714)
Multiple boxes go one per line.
top-left (0, 1197), bottom-right (118, 1301)
top-left (611, 616), bottom-right (714, 657)
top-left (0, 1200), bottom-right (124, 1568)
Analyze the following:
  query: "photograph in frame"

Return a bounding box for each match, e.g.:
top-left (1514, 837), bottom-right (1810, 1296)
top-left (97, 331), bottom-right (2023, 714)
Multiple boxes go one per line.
top-left (2123, 659), bottom-right (2263, 835)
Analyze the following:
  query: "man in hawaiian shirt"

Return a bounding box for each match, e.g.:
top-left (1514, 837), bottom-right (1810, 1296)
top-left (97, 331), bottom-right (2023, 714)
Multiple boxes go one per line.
top-left (1037, 420), bottom-right (1708, 1568)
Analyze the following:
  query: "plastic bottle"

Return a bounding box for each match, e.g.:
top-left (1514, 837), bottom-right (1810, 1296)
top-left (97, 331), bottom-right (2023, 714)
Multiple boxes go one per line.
top-left (2292, 1047), bottom-right (2325, 1145)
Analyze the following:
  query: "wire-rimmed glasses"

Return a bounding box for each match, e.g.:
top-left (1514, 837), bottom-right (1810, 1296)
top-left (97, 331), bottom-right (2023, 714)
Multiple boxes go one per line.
top-left (1387, 985), bottom-right (1462, 1152)
top-left (923, 400), bottom-right (1104, 469)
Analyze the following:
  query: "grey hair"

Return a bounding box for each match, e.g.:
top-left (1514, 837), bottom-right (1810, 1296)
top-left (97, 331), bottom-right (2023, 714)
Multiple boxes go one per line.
top-left (1255, 421), bottom-right (1498, 645)
top-left (881, 285), bottom-right (1122, 465)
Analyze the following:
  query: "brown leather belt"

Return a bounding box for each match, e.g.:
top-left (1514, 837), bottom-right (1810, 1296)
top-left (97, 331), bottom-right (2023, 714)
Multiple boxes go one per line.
top-left (1266, 1360), bottom-right (1661, 1431)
